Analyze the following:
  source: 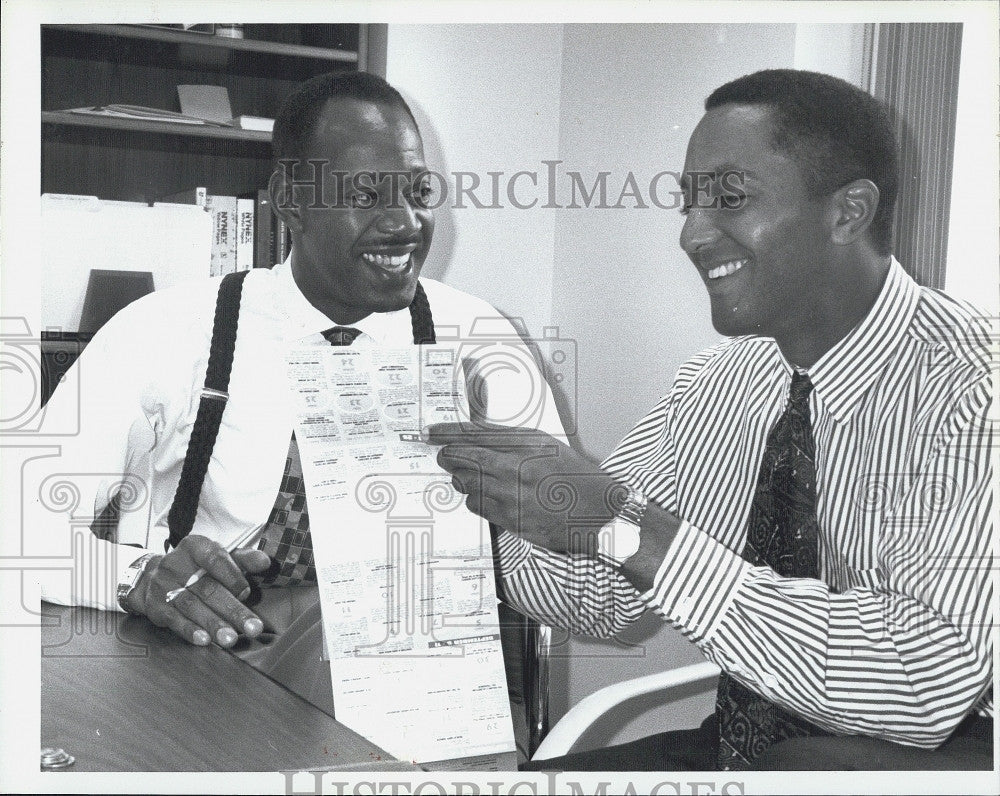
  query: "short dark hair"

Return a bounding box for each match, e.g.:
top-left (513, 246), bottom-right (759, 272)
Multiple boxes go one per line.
top-left (272, 70), bottom-right (419, 164)
top-left (706, 69), bottom-right (898, 255)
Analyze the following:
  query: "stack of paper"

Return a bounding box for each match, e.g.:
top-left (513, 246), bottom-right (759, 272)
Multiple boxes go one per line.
top-left (40, 194), bottom-right (211, 333)
top-left (65, 104), bottom-right (231, 126)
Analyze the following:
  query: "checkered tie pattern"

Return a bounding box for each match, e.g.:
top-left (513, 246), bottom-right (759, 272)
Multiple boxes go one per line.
top-left (715, 371), bottom-right (828, 770)
top-left (256, 326), bottom-right (361, 587)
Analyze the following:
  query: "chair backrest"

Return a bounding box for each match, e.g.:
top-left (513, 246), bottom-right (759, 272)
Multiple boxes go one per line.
top-left (523, 616), bottom-right (552, 756)
top-left (497, 601), bottom-right (552, 759)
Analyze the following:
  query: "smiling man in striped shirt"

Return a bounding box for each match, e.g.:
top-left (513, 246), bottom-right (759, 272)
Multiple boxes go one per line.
top-left (429, 69), bottom-right (994, 771)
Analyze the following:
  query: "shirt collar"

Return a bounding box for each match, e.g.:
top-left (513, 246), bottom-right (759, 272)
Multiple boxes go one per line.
top-left (806, 257), bottom-right (920, 422)
top-left (273, 256), bottom-right (415, 346)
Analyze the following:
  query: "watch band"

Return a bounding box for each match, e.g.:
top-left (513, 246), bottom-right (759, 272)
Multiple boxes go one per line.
top-left (597, 485), bottom-right (648, 565)
top-left (116, 552), bottom-right (156, 614)
top-left (617, 486), bottom-right (648, 525)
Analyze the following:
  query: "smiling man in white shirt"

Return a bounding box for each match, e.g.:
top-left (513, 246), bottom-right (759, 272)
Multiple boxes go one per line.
top-left (33, 70), bottom-right (564, 694)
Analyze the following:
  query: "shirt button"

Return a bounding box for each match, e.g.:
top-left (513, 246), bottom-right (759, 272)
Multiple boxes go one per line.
top-left (762, 673), bottom-right (778, 688)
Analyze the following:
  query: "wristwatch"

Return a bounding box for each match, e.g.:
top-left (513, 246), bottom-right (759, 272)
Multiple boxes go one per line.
top-left (116, 552), bottom-right (156, 614)
top-left (596, 485), bottom-right (647, 565)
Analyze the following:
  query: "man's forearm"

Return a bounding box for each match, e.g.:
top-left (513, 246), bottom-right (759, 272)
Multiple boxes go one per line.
top-left (495, 529), bottom-right (647, 638)
top-left (619, 505), bottom-right (993, 747)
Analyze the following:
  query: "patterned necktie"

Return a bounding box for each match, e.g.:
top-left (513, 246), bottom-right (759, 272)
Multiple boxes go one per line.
top-left (715, 370), bottom-right (826, 770)
top-left (256, 326), bottom-right (362, 587)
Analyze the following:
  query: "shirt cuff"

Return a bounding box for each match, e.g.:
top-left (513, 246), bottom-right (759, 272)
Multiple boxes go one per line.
top-left (639, 519), bottom-right (752, 644)
top-left (37, 537), bottom-right (150, 613)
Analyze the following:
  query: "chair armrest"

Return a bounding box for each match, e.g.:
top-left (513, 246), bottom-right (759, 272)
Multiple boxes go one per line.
top-left (531, 660), bottom-right (721, 761)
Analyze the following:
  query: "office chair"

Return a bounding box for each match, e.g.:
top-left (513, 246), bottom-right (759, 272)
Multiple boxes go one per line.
top-left (497, 601), bottom-right (552, 760)
top-left (531, 660), bottom-right (720, 761)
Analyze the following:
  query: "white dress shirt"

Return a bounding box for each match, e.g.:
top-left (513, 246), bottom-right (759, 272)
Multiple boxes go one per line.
top-left (32, 259), bottom-right (564, 611)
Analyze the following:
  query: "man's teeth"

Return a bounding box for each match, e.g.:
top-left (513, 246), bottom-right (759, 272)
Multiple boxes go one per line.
top-left (707, 259), bottom-right (747, 280)
top-left (362, 253), bottom-right (411, 268)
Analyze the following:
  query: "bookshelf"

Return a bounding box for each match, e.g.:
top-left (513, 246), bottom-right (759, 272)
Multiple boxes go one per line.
top-left (41, 23), bottom-right (386, 202)
top-left (39, 23), bottom-right (386, 403)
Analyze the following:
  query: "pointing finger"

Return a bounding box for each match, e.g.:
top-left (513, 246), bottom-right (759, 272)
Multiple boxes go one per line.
top-left (423, 421), bottom-right (541, 448)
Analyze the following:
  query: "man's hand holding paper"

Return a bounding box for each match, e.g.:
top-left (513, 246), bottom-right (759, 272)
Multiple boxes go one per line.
top-left (427, 422), bottom-right (619, 555)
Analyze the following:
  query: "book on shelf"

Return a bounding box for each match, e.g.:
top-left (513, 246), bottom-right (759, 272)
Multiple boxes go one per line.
top-left (158, 188), bottom-right (238, 276)
top-left (254, 189), bottom-right (277, 269)
top-left (157, 187), bottom-right (281, 271)
top-left (207, 195), bottom-right (238, 276)
top-left (276, 217), bottom-right (290, 265)
top-left (236, 197), bottom-right (255, 272)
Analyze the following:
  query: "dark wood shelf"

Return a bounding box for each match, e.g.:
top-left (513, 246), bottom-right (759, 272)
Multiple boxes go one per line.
top-left (47, 23), bottom-right (359, 63)
top-left (42, 110), bottom-right (272, 143)
top-left (40, 23), bottom-right (384, 202)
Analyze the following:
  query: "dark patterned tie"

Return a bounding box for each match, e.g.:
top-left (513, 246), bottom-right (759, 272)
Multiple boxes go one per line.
top-left (715, 370), bottom-right (826, 770)
top-left (256, 327), bottom-right (362, 587)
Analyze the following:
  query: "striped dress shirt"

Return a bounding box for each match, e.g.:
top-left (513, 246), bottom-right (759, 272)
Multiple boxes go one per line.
top-left (496, 260), bottom-right (995, 748)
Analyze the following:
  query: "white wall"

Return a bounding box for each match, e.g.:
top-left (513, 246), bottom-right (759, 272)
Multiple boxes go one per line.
top-left (793, 23), bottom-right (869, 86)
top-left (386, 24), bottom-right (565, 339)
top-left (946, 19), bottom-right (1000, 311)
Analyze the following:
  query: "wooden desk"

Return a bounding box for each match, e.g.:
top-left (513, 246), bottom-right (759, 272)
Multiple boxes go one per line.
top-left (40, 603), bottom-right (400, 772)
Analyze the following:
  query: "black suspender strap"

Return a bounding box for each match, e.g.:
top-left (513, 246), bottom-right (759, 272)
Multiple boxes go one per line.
top-left (165, 270), bottom-right (250, 551)
top-left (164, 276), bottom-right (436, 552)
top-left (409, 281), bottom-right (436, 344)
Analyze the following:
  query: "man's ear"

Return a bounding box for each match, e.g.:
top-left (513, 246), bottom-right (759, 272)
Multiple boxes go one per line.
top-left (268, 166), bottom-right (304, 234)
top-left (830, 178), bottom-right (880, 246)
